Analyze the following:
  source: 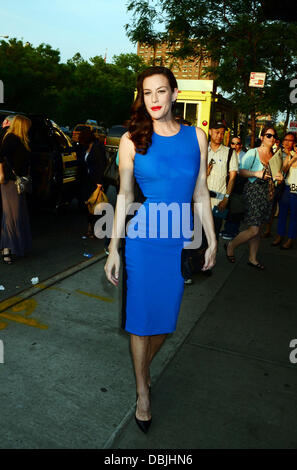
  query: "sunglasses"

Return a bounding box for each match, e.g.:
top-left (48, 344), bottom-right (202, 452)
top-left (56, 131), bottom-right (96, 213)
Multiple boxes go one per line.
top-left (264, 133), bottom-right (276, 139)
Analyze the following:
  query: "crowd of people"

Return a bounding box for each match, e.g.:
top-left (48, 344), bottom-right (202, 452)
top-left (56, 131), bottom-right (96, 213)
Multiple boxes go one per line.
top-left (0, 116), bottom-right (107, 264)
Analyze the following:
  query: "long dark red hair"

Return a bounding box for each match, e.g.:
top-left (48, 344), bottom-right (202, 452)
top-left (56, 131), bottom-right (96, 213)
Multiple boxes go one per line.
top-left (128, 66), bottom-right (178, 155)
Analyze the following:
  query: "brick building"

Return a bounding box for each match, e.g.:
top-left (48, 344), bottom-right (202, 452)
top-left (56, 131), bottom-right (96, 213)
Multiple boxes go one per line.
top-left (137, 42), bottom-right (216, 80)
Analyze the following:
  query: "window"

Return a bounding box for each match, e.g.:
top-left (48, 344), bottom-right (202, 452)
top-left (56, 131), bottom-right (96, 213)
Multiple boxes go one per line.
top-left (54, 129), bottom-right (69, 150)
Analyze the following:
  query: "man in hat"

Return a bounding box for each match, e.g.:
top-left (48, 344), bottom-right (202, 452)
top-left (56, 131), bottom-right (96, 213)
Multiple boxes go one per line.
top-left (207, 120), bottom-right (238, 240)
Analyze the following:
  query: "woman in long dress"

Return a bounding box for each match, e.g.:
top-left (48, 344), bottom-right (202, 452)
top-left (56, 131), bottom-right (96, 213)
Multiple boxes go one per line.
top-left (104, 67), bottom-right (217, 432)
top-left (0, 115), bottom-right (32, 264)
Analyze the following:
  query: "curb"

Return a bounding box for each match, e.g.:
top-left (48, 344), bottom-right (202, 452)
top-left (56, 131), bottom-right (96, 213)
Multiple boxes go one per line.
top-left (0, 251), bottom-right (107, 314)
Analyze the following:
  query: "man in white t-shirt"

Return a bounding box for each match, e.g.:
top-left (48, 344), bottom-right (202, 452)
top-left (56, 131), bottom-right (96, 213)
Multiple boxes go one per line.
top-left (207, 120), bottom-right (238, 239)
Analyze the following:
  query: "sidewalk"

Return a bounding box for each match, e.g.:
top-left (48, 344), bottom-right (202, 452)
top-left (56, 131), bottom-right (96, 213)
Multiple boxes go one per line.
top-left (113, 238), bottom-right (297, 449)
top-left (0, 235), bottom-right (296, 449)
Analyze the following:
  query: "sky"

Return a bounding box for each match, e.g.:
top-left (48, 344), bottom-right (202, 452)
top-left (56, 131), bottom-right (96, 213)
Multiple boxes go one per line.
top-left (1, 0), bottom-right (137, 63)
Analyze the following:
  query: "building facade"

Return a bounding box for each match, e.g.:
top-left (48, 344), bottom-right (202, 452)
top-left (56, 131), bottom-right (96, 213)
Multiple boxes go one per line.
top-left (137, 42), bottom-right (216, 80)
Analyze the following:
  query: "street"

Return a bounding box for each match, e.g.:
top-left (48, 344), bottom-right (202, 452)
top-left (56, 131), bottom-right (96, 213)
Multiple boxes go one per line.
top-left (0, 214), bottom-right (296, 449)
top-left (0, 201), bottom-right (106, 301)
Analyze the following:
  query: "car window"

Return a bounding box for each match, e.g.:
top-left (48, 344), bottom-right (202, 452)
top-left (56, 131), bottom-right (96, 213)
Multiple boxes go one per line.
top-left (53, 129), bottom-right (70, 150)
top-left (108, 126), bottom-right (126, 137)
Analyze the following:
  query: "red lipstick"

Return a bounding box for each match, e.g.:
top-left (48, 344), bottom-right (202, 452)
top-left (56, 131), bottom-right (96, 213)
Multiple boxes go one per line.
top-left (151, 106), bottom-right (161, 111)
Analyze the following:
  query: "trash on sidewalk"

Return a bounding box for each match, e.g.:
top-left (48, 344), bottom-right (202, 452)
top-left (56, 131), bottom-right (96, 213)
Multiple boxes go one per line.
top-left (31, 277), bottom-right (39, 285)
top-left (83, 253), bottom-right (93, 259)
top-left (0, 285), bottom-right (5, 291)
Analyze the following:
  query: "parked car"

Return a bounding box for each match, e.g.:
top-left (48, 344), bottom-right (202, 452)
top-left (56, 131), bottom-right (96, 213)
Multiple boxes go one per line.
top-left (104, 125), bottom-right (127, 155)
top-left (103, 125), bottom-right (127, 190)
top-left (0, 110), bottom-right (80, 209)
top-left (72, 123), bottom-right (106, 144)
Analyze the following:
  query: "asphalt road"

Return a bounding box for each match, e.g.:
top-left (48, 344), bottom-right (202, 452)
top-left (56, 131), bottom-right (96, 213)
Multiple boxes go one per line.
top-left (0, 200), bottom-right (106, 300)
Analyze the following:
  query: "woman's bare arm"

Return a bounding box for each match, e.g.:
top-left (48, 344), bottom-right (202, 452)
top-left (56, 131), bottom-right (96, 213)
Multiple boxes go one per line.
top-left (104, 132), bottom-right (135, 286)
top-left (0, 163), bottom-right (4, 184)
top-left (192, 127), bottom-right (217, 270)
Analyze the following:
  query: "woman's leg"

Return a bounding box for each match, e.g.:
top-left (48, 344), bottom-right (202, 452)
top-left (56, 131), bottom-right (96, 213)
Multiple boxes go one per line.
top-left (277, 187), bottom-right (290, 238)
top-left (283, 193), bottom-right (297, 247)
top-left (248, 231), bottom-right (261, 264)
top-left (147, 334), bottom-right (168, 385)
top-left (227, 225), bottom-right (259, 256)
top-left (130, 334), bottom-right (151, 420)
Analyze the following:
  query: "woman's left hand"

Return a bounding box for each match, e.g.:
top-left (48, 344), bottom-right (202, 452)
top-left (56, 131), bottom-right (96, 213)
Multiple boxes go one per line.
top-left (202, 244), bottom-right (217, 271)
top-left (275, 171), bottom-right (284, 183)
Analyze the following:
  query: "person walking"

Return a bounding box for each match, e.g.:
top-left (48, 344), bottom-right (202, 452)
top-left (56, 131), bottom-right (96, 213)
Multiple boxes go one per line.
top-left (272, 148), bottom-right (297, 249)
top-left (264, 132), bottom-right (296, 238)
top-left (0, 115), bottom-right (32, 264)
top-left (226, 126), bottom-right (283, 269)
top-left (221, 136), bottom-right (246, 240)
top-left (104, 66), bottom-right (217, 433)
top-left (77, 128), bottom-right (107, 238)
top-left (207, 121), bottom-right (238, 240)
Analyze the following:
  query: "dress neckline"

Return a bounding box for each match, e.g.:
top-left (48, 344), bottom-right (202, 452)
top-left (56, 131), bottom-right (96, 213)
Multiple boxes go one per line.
top-left (154, 124), bottom-right (182, 138)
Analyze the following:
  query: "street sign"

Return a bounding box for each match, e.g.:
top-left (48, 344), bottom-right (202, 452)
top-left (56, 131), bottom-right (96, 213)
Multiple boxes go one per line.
top-left (249, 72), bottom-right (266, 88)
top-left (289, 121), bottom-right (297, 132)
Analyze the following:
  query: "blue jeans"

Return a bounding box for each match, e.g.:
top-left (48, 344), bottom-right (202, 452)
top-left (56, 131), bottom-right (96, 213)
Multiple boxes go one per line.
top-left (277, 186), bottom-right (297, 239)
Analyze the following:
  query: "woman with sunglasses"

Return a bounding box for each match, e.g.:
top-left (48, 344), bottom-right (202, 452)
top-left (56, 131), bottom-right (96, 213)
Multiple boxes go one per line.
top-left (225, 126), bottom-right (283, 270)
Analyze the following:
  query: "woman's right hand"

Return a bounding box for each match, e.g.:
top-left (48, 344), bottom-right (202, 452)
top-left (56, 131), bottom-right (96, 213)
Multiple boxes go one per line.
top-left (104, 249), bottom-right (120, 287)
top-left (256, 169), bottom-right (270, 180)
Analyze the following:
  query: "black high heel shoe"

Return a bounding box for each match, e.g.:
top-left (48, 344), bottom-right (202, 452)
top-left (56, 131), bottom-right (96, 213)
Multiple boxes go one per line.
top-left (135, 397), bottom-right (152, 434)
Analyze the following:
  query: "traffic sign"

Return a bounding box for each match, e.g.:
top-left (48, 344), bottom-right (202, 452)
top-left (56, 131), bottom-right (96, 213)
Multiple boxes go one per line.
top-left (249, 72), bottom-right (266, 88)
top-left (289, 121), bottom-right (297, 132)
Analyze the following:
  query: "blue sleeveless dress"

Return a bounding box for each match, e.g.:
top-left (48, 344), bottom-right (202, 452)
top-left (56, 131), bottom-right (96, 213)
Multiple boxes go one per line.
top-left (122, 125), bottom-right (201, 336)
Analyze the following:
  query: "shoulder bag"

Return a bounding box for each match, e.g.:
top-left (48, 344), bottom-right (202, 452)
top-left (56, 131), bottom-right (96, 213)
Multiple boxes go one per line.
top-left (86, 184), bottom-right (108, 215)
top-left (4, 157), bottom-right (32, 195)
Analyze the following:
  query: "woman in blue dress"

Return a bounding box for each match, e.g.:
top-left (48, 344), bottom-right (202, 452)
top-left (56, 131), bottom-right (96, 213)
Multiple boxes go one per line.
top-left (105, 67), bottom-right (217, 433)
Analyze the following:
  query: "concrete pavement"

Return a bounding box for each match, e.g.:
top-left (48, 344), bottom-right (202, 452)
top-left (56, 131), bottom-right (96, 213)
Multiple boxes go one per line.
top-left (0, 233), bottom-right (296, 449)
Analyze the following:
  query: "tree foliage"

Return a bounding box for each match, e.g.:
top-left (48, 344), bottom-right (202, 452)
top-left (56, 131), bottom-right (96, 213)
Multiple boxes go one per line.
top-left (0, 38), bottom-right (146, 127)
top-left (126, 0), bottom-right (297, 138)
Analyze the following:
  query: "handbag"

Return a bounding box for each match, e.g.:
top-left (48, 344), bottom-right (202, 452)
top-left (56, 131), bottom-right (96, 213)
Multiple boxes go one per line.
top-left (15, 174), bottom-right (32, 195)
top-left (5, 157), bottom-right (32, 194)
top-left (86, 184), bottom-right (108, 214)
top-left (212, 205), bottom-right (229, 219)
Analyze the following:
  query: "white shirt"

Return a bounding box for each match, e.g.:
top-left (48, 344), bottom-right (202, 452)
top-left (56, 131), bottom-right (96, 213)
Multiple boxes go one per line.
top-left (207, 144), bottom-right (238, 208)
